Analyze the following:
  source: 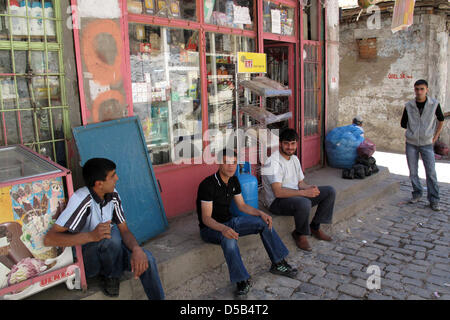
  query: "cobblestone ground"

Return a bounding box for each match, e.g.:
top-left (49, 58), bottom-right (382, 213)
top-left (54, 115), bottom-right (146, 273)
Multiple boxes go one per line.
top-left (200, 174), bottom-right (450, 300)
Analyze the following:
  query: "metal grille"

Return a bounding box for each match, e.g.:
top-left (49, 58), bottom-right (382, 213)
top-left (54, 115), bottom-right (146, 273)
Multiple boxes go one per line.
top-left (0, 0), bottom-right (68, 165)
top-left (303, 43), bottom-right (320, 137)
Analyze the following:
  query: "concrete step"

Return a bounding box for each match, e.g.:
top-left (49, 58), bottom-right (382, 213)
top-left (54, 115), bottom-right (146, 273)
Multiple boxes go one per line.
top-left (27, 166), bottom-right (399, 300)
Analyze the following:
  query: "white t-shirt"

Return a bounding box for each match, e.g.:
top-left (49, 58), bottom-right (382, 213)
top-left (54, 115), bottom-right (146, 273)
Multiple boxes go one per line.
top-left (261, 150), bottom-right (305, 207)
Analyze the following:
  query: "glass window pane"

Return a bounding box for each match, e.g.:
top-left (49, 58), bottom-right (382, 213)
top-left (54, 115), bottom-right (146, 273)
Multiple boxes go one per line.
top-left (0, 50), bottom-right (13, 74)
top-left (19, 108), bottom-right (35, 143)
top-left (4, 110), bottom-right (20, 144)
top-left (263, 1), bottom-right (294, 36)
top-left (128, 0), bottom-right (197, 21)
top-left (129, 23), bottom-right (201, 165)
top-left (204, 0), bottom-right (254, 30)
top-left (206, 32), bottom-right (255, 153)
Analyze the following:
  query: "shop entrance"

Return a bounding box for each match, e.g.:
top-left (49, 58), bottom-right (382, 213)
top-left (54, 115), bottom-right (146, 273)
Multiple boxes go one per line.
top-left (263, 42), bottom-right (295, 131)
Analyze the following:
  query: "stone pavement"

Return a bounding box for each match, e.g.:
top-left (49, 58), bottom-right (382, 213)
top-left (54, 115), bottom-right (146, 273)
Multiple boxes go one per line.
top-left (198, 174), bottom-right (450, 300)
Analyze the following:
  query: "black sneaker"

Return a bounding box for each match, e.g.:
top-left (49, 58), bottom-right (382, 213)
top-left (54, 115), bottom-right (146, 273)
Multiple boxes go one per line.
top-left (270, 259), bottom-right (298, 279)
top-left (235, 280), bottom-right (251, 297)
top-left (430, 203), bottom-right (441, 212)
top-left (101, 276), bottom-right (120, 297)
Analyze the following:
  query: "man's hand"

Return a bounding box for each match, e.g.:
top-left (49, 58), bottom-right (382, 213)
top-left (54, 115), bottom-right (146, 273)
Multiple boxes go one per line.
top-left (90, 220), bottom-right (112, 242)
top-left (130, 246), bottom-right (149, 279)
top-left (221, 226), bottom-right (239, 240)
top-left (259, 211), bottom-right (273, 230)
top-left (301, 186), bottom-right (320, 198)
top-left (432, 135), bottom-right (439, 144)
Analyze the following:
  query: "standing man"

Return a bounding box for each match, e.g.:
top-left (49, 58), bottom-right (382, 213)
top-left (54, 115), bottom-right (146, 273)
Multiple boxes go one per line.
top-left (44, 158), bottom-right (165, 299)
top-left (401, 79), bottom-right (445, 211)
top-left (262, 128), bottom-right (336, 252)
top-left (197, 149), bottom-right (297, 297)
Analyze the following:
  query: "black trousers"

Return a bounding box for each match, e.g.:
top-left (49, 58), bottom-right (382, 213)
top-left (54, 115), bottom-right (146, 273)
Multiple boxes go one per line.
top-left (269, 186), bottom-right (336, 235)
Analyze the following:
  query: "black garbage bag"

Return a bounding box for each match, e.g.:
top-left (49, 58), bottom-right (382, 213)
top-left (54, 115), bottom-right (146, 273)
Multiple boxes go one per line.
top-left (356, 156), bottom-right (376, 167)
top-left (370, 163), bottom-right (379, 174)
top-left (342, 168), bottom-right (355, 179)
top-left (353, 164), bottom-right (366, 179)
top-left (364, 165), bottom-right (372, 176)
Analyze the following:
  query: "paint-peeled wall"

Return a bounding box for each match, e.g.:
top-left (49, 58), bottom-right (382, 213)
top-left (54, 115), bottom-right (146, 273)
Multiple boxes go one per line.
top-left (338, 11), bottom-right (449, 153)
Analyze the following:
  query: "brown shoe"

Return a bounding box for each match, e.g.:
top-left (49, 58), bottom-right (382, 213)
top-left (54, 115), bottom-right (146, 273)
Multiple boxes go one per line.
top-left (292, 231), bottom-right (312, 251)
top-left (311, 229), bottom-right (332, 241)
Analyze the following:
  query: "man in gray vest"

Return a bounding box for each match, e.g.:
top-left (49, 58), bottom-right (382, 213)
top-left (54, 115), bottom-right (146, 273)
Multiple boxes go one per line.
top-left (401, 79), bottom-right (445, 211)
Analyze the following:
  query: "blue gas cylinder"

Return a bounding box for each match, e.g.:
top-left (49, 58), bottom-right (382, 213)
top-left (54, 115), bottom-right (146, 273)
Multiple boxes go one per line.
top-left (230, 162), bottom-right (259, 217)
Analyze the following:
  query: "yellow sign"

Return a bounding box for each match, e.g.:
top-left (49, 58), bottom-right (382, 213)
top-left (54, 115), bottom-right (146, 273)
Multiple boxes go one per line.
top-left (238, 52), bottom-right (267, 74)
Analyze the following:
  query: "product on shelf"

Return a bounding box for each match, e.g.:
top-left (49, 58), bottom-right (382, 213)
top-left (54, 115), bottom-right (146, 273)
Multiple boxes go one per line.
top-left (168, 0), bottom-right (180, 18)
top-left (127, 0), bottom-right (143, 14)
top-left (143, 0), bottom-right (155, 14)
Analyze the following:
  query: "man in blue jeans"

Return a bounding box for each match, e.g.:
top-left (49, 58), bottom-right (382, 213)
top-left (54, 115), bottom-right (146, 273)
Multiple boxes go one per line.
top-left (401, 79), bottom-right (445, 211)
top-left (44, 158), bottom-right (164, 299)
top-left (197, 149), bottom-right (297, 297)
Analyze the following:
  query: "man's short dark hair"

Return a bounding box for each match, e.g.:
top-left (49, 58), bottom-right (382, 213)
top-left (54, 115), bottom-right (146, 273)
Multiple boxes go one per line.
top-left (217, 148), bottom-right (237, 163)
top-left (82, 158), bottom-right (116, 187)
top-left (414, 79), bottom-right (428, 87)
top-left (279, 128), bottom-right (299, 142)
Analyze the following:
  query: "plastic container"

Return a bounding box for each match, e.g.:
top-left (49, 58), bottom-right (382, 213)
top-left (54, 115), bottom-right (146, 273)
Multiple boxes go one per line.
top-left (30, 1), bottom-right (43, 36)
top-left (230, 162), bottom-right (258, 217)
top-left (44, 2), bottom-right (55, 36)
top-left (10, 0), bottom-right (23, 35)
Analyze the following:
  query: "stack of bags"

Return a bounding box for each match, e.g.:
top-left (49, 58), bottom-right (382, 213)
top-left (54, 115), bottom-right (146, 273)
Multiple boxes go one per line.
top-left (342, 139), bottom-right (379, 180)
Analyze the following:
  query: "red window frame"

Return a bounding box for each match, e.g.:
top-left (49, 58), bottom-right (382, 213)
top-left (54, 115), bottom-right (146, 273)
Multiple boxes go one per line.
top-left (123, 0), bottom-right (259, 168)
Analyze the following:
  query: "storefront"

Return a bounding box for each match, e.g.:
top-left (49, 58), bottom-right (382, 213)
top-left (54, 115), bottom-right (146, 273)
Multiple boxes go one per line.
top-left (71, 0), bottom-right (328, 218)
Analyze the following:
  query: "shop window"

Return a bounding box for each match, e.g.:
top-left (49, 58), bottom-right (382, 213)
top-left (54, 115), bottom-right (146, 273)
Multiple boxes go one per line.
top-left (263, 1), bottom-right (294, 36)
top-left (205, 32), bottom-right (255, 153)
top-left (127, 0), bottom-right (197, 21)
top-left (0, 0), bottom-right (68, 165)
top-left (303, 0), bottom-right (319, 41)
top-left (204, 0), bottom-right (254, 31)
top-left (129, 23), bottom-right (201, 165)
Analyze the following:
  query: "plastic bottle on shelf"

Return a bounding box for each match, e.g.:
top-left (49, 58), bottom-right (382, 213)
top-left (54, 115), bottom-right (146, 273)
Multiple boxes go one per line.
top-left (9, 0), bottom-right (23, 35)
top-left (225, 0), bottom-right (234, 28)
top-left (18, 0), bottom-right (32, 35)
top-left (44, 2), bottom-right (55, 36)
top-left (30, 1), bottom-right (43, 36)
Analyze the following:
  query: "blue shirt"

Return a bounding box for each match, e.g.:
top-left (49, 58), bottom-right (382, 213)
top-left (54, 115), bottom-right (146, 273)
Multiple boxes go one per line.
top-left (55, 187), bottom-right (126, 233)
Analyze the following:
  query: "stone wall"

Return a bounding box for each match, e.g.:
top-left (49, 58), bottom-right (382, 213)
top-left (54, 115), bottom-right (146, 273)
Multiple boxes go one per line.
top-left (338, 9), bottom-right (449, 153)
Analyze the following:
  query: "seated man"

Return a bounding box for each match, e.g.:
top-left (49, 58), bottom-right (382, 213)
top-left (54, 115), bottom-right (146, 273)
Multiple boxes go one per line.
top-left (262, 128), bottom-right (336, 252)
top-left (197, 149), bottom-right (297, 297)
top-left (44, 158), bottom-right (164, 299)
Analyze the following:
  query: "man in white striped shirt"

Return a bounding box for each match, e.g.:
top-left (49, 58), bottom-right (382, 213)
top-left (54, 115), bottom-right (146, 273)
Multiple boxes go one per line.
top-left (44, 158), bottom-right (164, 299)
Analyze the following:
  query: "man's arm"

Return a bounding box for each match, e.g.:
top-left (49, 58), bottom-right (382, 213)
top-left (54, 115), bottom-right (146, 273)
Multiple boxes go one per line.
top-left (401, 107), bottom-right (408, 129)
top-left (44, 221), bottom-right (111, 247)
top-left (432, 104), bottom-right (445, 144)
top-left (201, 201), bottom-right (239, 240)
top-left (433, 120), bottom-right (444, 144)
top-left (270, 182), bottom-right (320, 199)
top-left (117, 222), bottom-right (148, 279)
top-left (233, 194), bottom-right (272, 230)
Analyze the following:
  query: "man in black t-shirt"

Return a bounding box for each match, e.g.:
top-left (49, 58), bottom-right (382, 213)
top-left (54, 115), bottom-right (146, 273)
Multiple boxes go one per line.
top-left (197, 149), bottom-right (297, 297)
